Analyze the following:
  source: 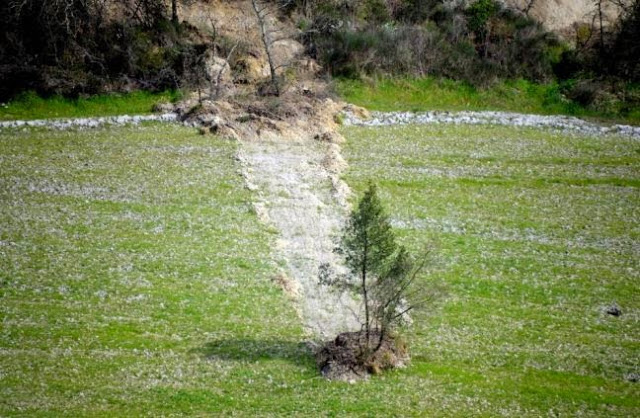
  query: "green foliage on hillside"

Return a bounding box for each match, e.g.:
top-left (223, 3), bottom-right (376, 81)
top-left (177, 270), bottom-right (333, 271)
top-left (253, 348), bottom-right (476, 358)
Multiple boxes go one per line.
top-left (336, 77), bottom-right (640, 124)
top-left (0, 90), bottom-right (181, 121)
top-left (0, 0), bottom-right (218, 100)
top-left (1, 0), bottom-right (638, 119)
top-left (300, 0), bottom-right (639, 117)
top-left (303, 0), bottom-right (563, 86)
top-left (465, 0), bottom-right (501, 34)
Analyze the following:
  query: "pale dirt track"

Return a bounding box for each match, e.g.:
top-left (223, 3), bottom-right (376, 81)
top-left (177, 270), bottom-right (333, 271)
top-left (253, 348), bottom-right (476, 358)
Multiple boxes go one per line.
top-left (237, 137), bottom-right (361, 339)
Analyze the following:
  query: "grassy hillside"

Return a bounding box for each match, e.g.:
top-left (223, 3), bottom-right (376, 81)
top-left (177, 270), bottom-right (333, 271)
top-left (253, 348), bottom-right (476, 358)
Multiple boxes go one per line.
top-left (0, 124), bottom-right (308, 415)
top-left (0, 91), bottom-right (180, 121)
top-left (337, 78), bottom-right (640, 125)
top-left (341, 123), bottom-right (640, 415)
top-left (1, 123), bottom-right (638, 415)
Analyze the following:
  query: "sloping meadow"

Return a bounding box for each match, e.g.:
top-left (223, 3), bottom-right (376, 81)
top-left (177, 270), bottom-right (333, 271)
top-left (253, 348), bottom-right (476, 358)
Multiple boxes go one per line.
top-left (341, 123), bottom-right (639, 415)
top-left (1, 122), bottom-right (638, 415)
top-left (0, 124), bottom-right (309, 415)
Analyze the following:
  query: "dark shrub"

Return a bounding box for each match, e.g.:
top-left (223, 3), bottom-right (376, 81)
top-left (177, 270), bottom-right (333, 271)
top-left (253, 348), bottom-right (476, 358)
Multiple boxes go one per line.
top-left (0, 0), bottom-right (215, 100)
top-left (304, 0), bottom-right (560, 86)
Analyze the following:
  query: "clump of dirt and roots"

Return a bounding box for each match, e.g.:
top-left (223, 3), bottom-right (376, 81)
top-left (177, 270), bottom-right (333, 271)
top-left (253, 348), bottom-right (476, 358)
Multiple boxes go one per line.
top-left (148, 1), bottom-right (371, 146)
top-left (157, 82), bottom-right (357, 145)
top-left (315, 331), bottom-right (410, 382)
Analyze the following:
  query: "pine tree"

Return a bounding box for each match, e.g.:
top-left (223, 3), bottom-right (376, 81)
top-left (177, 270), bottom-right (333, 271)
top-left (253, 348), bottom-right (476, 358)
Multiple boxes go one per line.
top-left (327, 183), bottom-right (427, 353)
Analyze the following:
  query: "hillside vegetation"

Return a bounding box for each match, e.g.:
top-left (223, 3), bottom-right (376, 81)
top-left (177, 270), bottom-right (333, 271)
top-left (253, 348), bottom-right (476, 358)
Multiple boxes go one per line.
top-left (336, 77), bottom-right (640, 124)
top-left (0, 91), bottom-right (181, 121)
top-left (303, 0), bottom-right (638, 118)
top-left (1, 1), bottom-right (638, 121)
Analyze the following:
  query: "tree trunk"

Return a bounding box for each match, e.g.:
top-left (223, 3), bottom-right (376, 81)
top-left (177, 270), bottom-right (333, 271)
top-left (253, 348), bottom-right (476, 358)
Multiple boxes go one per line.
top-left (598, 0), bottom-right (605, 61)
top-left (251, 0), bottom-right (281, 96)
top-left (172, 0), bottom-right (179, 25)
top-left (373, 327), bottom-right (385, 354)
top-left (362, 242), bottom-right (370, 345)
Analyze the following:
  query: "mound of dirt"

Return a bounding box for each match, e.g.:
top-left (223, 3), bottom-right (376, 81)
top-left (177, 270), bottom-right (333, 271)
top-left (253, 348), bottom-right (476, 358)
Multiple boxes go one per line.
top-left (163, 80), bottom-right (350, 145)
top-left (315, 331), bottom-right (409, 381)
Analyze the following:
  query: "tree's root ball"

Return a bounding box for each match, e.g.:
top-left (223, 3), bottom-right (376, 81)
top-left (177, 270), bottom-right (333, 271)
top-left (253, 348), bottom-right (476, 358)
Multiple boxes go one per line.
top-left (315, 331), bottom-right (409, 381)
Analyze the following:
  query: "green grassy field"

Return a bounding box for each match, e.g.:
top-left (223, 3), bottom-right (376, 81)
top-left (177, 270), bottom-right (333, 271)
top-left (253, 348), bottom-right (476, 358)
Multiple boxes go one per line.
top-left (337, 78), bottom-right (640, 125)
top-left (341, 123), bottom-right (640, 415)
top-left (0, 124), bottom-right (309, 415)
top-left (0, 91), bottom-right (180, 121)
top-left (1, 123), bottom-right (638, 416)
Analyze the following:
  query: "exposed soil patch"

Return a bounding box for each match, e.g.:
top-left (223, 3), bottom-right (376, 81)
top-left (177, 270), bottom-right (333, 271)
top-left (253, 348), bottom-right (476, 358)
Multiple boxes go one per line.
top-left (237, 135), bottom-right (361, 339)
top-left (159, 80), bottom-right (364, 341)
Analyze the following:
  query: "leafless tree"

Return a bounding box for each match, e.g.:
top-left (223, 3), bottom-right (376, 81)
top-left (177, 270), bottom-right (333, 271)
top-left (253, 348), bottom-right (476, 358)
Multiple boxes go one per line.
top-left (4, 0), bottom-right (108, 63)
top-left (214, 45), bottom-right (238, 99)
top-left (608, 0), bottom-right (634, 13)
top-left (300, 0), bottom-right (318, 17)
top-left (522, 0), bottom-right (537, 16)
top-left (595, 0), bottom-right (606, 57)
top-left (171, 0), bottom-right (178, 24)
top-left (250, 0), bottom-right (293, 96)
top-left (204, 16), bottom-right (239, 100)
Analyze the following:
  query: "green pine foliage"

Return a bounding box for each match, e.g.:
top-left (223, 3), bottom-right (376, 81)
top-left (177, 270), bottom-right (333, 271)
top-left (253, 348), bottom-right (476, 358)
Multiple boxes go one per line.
top-left (340, 183), bottom-right (398, 287)
top-left (330, 183), bottom-right (425, 349)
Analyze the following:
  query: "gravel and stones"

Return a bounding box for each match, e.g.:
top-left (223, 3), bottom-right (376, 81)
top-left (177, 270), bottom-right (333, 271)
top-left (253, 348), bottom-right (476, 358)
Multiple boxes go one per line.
top-left (0, 113), bottom-right (178, 130)
top-left (343, 110), bottom-right (640, 138)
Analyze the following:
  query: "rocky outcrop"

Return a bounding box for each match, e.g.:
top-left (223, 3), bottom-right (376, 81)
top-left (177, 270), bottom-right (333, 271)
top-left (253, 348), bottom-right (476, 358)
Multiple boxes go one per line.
top-left (179, 1), bottom-right (309, 85)
top-left (504, 0), bottom-right (621, 33)
top-left (447, 0), bottom-right (622, 34)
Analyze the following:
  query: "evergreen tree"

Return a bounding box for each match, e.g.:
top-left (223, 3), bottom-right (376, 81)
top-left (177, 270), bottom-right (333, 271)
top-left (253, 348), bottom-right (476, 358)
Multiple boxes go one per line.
top-left (323, 183), bottom-right (427, 352)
